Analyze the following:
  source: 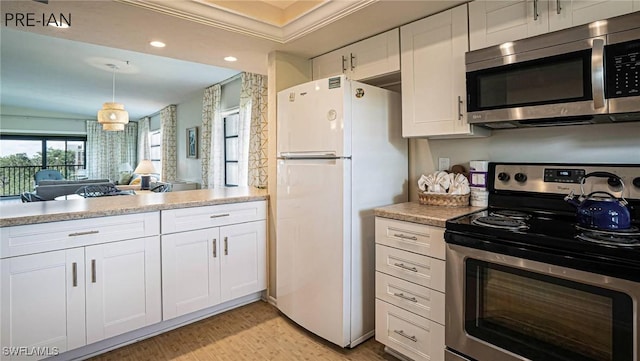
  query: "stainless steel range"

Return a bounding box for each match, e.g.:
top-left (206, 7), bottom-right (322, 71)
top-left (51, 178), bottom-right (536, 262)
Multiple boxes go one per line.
top-left (445, 163), bottom-right (640, 361)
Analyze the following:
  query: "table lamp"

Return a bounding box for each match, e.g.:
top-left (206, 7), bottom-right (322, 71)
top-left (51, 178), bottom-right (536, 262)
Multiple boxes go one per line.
top-left (133, 160), bottom-right (157, 190)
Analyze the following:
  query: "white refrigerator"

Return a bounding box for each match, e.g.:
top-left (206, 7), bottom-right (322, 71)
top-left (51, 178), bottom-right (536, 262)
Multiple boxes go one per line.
top-left (276, 75), bottom-right (407, 347)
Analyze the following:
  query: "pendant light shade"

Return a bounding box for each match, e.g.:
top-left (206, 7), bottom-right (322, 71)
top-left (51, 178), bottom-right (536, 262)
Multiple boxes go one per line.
top-left (98, 102), bottom-right (129, 131)
top-left (98, 64), bottom-right (129, 131)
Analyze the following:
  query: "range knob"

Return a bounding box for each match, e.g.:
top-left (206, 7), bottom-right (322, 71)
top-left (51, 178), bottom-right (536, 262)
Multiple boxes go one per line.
top-left (498, 172), bottom-right (510, 182)
top-left (607, 177), bottom-right (622, 188)
top-left (514, 173), bottom-right (527, 183)
top-left (633, 177), bottom-right (640, 188)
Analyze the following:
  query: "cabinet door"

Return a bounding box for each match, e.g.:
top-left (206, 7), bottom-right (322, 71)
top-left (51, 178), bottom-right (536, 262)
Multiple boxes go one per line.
top-left (220, 220), bottom-right (266, 303)
top-left (85, 236), bottom-right (161, 344)
top-left (1, 249), bottom-right (86, 358)
top-left (549, 0), bottom-right (635, 32)
top-left (312, 47), bottom-right (347, 80)
top-left (469, 0), bottom-right (549, 50)
top-left (161, 228), bottom-right (221, 320)
top-left (349, 28), bottom-right (400, 81)
top-left (401, 5), bottom-right (473, 137)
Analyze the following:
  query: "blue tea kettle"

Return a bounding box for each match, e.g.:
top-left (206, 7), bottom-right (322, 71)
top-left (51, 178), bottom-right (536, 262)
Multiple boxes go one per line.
top-left (564, 172), bottom-right (632, 230)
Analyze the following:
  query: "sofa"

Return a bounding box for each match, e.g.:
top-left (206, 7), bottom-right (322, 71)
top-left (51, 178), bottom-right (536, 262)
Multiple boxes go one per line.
top-left (35, 179), bottom-right (112, 200)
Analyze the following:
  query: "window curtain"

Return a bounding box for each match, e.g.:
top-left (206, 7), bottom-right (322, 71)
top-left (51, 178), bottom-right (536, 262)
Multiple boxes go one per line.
top-left (202, 84), bottom-right (223, 188)
top-left (137, 116), bottom-right (151, 162)
top-left (160, 105), bottom-right (177, 181)
top-left (86, 121), bottom-right (137, 181)
top-left (239, 72), bottom-right (268, 188)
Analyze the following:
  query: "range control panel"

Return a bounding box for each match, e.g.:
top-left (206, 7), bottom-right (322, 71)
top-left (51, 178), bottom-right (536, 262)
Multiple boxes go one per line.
top-left (491, 163), bottom-right (640, 200)
top-left (543, 168), bottom-right (586, 183)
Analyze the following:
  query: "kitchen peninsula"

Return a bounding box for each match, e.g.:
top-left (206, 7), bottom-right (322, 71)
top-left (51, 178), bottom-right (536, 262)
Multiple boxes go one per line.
top-left (0, 188), bottom-right (268, 360)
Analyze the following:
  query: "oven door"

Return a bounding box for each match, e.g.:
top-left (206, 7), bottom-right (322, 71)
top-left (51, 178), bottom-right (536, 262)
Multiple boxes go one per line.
top-left (466, 36), bottom-right (607, 125)
top-left (446, 243), bottom-right (638, 361)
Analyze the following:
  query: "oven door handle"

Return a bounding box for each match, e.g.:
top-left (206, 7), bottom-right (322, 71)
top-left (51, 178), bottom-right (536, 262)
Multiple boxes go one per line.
top-left (591, 38), bottom-right (606, 109)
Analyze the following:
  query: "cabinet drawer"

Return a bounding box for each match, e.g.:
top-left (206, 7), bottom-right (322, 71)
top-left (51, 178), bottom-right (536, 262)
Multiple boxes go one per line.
top-left (375, 244), bottom-right (445, 292)
top-left (375, 299), bottom-right (444, 361)
top-left (376, 272), bottom-right (444, 325)
top-left (0, 212), bottom-right (160, 258)
top-left (375, 217), bottom-right (445, 260)
top-left (161, 200), bottom-right (266, 234)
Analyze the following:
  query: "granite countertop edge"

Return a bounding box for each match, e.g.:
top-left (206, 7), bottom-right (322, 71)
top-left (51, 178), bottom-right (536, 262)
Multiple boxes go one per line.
top-left (0, 189), bottom-right (269, 227)
top-left (374, 201), bottom-right (485, 227)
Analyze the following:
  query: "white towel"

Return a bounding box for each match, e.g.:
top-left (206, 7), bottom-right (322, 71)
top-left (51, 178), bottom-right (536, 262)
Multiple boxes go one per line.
top-left (448, 173), bottom-right (470, 195)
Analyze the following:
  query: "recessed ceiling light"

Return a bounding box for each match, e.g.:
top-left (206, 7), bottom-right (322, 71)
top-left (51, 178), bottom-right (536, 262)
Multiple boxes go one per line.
top-left (150, 41), bottom-right (166, 48)
top-left (48, 21), bottom-right (69, 29)
top-left (224, 56), bottom-right (238, 62)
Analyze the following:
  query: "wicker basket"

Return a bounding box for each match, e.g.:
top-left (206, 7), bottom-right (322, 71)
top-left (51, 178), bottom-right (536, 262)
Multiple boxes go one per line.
top-left (418, 191), bottom-right (470, 207)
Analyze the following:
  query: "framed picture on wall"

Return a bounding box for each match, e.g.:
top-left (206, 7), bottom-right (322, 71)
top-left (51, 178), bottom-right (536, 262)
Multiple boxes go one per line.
top-left (186, 126), bottom-right (198, 158)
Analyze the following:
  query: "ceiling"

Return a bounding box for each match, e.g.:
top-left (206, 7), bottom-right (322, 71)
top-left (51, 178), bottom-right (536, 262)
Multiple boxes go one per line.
top-left (0, 0), bottom-right (466, 121)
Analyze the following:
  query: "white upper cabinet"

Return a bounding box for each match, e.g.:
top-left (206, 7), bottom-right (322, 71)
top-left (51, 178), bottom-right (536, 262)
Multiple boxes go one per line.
top-left (469, 0), bottom-right (549, 50)
top-left (312, 28), bottom-right (400, 81)
top-left (401, 4), bottom-right (490, 138)
top-left (549, 0), bottom-right (635, 31)
top-left (470, 0), bottom-right (639, 50)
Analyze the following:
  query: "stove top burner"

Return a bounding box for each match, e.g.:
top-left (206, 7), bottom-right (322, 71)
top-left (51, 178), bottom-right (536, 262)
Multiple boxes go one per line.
top-left (490, 209), bottom-right (532, 220)
top-left (575, 224), bottom-right (640, 236)
top-left (576, 233), bottom-right (640, 247)
top-left (472, 216), bottom-right (529, 230)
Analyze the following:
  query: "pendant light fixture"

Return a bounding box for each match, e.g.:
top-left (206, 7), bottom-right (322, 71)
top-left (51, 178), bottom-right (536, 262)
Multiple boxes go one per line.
top-left (97, 63), bottom-right (129, 131)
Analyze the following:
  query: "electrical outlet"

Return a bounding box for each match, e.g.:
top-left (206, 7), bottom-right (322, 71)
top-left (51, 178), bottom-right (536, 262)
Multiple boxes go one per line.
top-left (438, 157), bottom-right (450, 171)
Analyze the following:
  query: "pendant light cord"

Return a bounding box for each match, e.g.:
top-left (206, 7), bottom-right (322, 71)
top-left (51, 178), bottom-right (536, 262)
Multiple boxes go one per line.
top-left (111, 66), bottom-right (116, 103)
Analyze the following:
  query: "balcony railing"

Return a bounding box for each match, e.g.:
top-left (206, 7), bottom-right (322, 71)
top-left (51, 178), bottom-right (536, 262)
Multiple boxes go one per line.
top-left (0, 165), bottom-right (86, 197)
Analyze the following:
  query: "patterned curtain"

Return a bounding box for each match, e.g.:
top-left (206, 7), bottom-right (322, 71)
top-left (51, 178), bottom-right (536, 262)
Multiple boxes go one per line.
top-left (137, 116), bottom-right (151, 163)
top-left (239, 72), bottom-right (269, 188)
top-left (86, 121), bottom-right (138, 181)
top-left (160, 105), bottom-right (177, 181)
top-left (202, 84), bottom-right (224, 188)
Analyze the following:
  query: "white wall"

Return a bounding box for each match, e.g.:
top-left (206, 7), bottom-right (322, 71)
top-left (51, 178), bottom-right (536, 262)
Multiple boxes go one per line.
top-left (174, 76), bottom-right (242, 184)
top-left (1, 105), bottom-right (89, 135)
top-left (409, 122), bottom-right (640, 200)
top-left (175, 89), bottom-right (203, 184)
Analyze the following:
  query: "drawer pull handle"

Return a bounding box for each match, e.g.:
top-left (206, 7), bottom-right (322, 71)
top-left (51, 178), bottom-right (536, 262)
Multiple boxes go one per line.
top-left (393, 330), bottom-right (417, 342)
top-left (393, 233), bottom-right (418, 241)
top-left (72, 262), bottom-right (78, 287)
top-left (224, 237), bottom-right (228, 255)
top-left (394, 263), bottom-right (418, 272)
top-left (210, 213), bottom-right (230, 219)
top-left (91, 259), bottom-right (96, 283)
top-left (393, 292), bottom-right (418, 303)
top-left (213, 239), bottom-right (217, 258)
top-left (68, 230), bottom-right (99, 237)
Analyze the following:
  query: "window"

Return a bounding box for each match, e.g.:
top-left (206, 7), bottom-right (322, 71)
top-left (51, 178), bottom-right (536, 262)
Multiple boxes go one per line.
top-left (223, 112), bottom-right (240, 187)
top-left (149, 130), bottom-right (162, 178)
top-left (0, 135), bottom-right (86, 196)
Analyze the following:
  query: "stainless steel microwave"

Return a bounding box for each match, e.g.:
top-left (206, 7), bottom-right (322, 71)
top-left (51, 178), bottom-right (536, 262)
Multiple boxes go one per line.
top-left (465, 11), bottom-right (640, 128)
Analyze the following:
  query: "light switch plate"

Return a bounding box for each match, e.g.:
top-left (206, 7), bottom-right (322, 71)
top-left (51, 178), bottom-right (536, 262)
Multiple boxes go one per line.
top-left (438, 157), bottom-right (450, 171)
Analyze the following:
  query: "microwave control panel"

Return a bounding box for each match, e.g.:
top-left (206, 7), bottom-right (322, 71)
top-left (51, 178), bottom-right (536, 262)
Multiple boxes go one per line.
top-left (605, 39), bottom-right (640, 98)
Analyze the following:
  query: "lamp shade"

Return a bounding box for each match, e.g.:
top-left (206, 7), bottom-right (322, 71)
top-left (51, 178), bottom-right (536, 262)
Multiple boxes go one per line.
top-left (134, 160), bottom-right (157, 175)
top-left (97, 102), bottom-right (129, 131)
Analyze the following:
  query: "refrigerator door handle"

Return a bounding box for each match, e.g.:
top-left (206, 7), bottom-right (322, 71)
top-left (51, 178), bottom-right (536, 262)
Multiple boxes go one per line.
top-left (279, 151), bottom-right (340, 159)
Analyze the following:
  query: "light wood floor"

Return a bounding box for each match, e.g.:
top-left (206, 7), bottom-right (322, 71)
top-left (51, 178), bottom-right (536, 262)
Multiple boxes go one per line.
top-left (89, 301), bottom-right (400, 361)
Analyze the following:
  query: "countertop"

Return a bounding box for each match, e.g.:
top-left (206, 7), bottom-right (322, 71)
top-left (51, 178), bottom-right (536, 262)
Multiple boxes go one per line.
top-left (374, 201), bottom-right (484, 227)
top-left (0, 187), bottom-right (268, 227)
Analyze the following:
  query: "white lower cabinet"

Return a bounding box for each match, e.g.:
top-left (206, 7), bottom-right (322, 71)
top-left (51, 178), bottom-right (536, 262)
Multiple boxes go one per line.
top-left (1, 249), bottom-right (86, 357)
top-left (162, 219), bottom-right (267, 320)
top-left (375, 217), bottom-right (446, 361)
top-left (85, 237), bottom-right (161, 344)
top-left (0, 235), bottom-right (161, 360)
top-left (376, 300), bottom-right (445, 361)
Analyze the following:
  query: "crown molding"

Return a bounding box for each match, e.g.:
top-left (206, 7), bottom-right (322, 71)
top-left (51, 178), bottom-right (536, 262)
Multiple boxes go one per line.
top-left (116, 0), bottom-right (377, 44)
